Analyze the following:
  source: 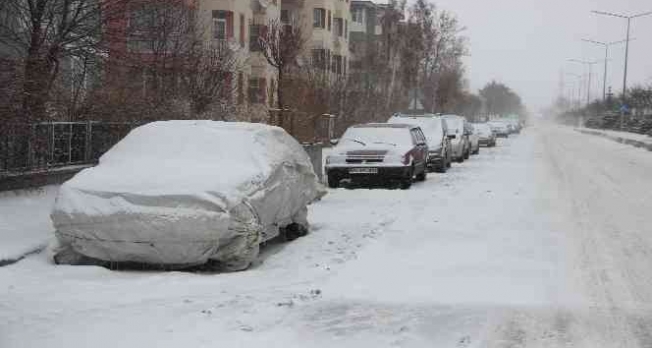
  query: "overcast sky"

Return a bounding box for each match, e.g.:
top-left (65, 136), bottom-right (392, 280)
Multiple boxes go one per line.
top-left (404, 0), bottom-right (652, 111)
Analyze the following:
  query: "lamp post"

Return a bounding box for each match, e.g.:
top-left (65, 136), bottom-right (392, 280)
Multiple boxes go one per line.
top-left (581, 38), bottom-right (629, 101)
top-left (568, 59), bottom-right (598, 107)
top-left (565, 72), bottom-right (582, 111)
top-left (592, 10), bottom-right (652, 100)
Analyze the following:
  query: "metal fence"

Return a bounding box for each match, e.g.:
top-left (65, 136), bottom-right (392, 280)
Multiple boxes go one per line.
top-left (584, 113), bottom-right (652, 135)
top-left (0, 122), bottom-right (138, 175)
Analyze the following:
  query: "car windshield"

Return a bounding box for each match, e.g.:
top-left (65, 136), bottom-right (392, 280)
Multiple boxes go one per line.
top-left (340, 127), bottom-right (413, 148)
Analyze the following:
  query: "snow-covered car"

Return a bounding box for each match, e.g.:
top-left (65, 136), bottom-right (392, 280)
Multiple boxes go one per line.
top-left (441, 115), bottom-right (470, 162)
top-left (325, 123), bottom-right (428, 189)
top-left (388, 114), bottom-right (452, 173)
top-left (51, 121), bottom-right (326, 271)
top-left (488, 121), bottom-right (510, 138)
top-left (473, 123), bottom-right (496, 147)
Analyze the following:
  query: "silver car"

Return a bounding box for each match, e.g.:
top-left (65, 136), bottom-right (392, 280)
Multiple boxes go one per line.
top-left (441, 115), bottom-right (470, 162)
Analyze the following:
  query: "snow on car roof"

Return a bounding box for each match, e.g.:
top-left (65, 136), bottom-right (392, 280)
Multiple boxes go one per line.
top-left (62, 120), bottom-right (312, 201)
top-left (352, 123), bottom-right (416, 129)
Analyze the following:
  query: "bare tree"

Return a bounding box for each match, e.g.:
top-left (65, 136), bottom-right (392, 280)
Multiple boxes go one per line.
top-left (258, 18), bottom-right (307, 114)
top-left (0, 0), bottom-right (128, 121)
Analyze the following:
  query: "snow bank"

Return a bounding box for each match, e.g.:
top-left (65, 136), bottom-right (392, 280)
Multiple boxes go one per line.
top-left (51, 121), bottom-right (326, 269)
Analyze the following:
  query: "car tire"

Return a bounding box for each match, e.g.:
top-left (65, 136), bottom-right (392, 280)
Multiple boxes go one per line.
top-left (435, 161), bottom-right (447, 173)
top-left (463, 149), bottom-right (470, 160)
top-left (416, 166), bottom-right (427, 181)
top-left (281, 223), bottom-right (308, 241)
top-left (327, 175), bottom-right (340, 188)
top-left (473, 147), bottom-right (480, 155)
top-left (400, 168), bottom-right (413, 189)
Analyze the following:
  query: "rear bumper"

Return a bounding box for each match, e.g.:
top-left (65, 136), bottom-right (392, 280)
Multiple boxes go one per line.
top-left (479, 138), bottom-right (494, 145)
top-left (326, 166), bottom-right (412, 180)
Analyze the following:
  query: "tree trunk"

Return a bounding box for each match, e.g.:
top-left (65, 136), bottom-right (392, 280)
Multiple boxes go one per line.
top-left (276, 67), bottom-right (284, 128)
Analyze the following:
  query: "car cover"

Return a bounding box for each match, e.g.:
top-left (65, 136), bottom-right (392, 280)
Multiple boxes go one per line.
top-left (51, 121), bottom-right (326, 270)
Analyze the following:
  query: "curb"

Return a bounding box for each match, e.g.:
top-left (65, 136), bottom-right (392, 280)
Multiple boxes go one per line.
top-left (576, 129), bottom-right (652, 152)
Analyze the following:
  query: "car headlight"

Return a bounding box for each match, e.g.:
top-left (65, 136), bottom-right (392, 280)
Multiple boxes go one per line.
top-left (326, 155), bottom-right (345, 165)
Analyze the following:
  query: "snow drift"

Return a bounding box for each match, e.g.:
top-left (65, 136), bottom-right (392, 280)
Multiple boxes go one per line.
top-left (51, 121), bottom-right (326, 270)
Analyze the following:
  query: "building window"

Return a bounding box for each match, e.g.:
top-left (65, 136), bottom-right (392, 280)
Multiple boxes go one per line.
top-left (281, 10), bottom-right (289, 23)
top-left (249, 24), bottom-right (264, 51)
top-left (352, 8), bottom-right (363, 23)
top-left (248, 78), bottom-right (266, 104)
top-left (345, 20), bottom-right (348, 39)
top-left (331, 55), bottom-right (343, 74)
top-left (212, 11), bottom-right (232, 40)
top-left (269, 79), bottom-right (276, 107)
top-left (334, 18), bottom-right (343, 37)
top-left (312, 49), bottom-right (331, 71)
top-left (313, 8), bottom-right (326, 28)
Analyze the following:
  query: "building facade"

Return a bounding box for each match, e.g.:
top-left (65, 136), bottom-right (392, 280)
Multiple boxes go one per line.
top-left (282, 0), bottom-right (351, 77)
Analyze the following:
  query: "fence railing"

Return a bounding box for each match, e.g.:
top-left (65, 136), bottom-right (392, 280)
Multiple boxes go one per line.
top-left (0, 122), bottom-right (138, 175)
top-left (584, 113), bottom-right (652, 135)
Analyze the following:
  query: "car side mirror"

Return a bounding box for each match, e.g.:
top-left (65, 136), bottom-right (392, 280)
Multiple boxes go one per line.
top-left (330, 138), bottom-right (339, 146)
top-left (448, 134), bottom-right (456, 139)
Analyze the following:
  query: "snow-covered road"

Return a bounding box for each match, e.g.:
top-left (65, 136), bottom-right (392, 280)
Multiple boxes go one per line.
top-left (2, 124), bottom-right (652, 347)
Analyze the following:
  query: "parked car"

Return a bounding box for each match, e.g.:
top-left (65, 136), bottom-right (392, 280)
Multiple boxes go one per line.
top-left (506, 119), bottom-right (522, 134)
top-left (51, 121), bottom-right (326, 271)
top-left (488, 121), bottom-right (510, 138)
top-left (441, 115), bottom-right (470, 162)
top-left (325, 123), bottom-right (428, 189)
top-left (388, 114), bottom-right (452, 173)
top-left (474, 123), bottom-right (496, 147)
top-left (468, 123), bottom-right (480, 155)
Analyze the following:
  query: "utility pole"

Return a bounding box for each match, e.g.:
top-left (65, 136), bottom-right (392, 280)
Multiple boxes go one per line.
top-left (581, 38), bottom-right (629, 100)
top-left (568, 59), bottom-right (598, 108)
top-left (592, 10), bottom-right (652, 129)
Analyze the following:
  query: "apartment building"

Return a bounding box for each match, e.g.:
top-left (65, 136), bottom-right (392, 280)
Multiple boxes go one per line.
top-left (282, 0), bottom-right (351, 77)
top-left (105, 0), bottom-right (281, 117)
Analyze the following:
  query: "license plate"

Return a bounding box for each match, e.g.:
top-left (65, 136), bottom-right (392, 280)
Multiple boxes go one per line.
top-left (349, 167), bottom-right (378, 174)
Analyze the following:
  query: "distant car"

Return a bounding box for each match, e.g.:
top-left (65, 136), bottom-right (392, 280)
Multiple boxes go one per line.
top-left (326, 123), bottom-right (428, 189)
top-left (441, 115), bottom-right (470, 162)
top-left (388, 114), bottom-right (452, 173)
top-left (473, 123), bottom-right (496, 147)
top-left (506, 119), bottom-right (522, 134)
top-left (468, 123), bottom-right (480, 155)
top-left (51, 121), bottom-right (326, 271)
top-left (488, 121), bottom-right (510, 138)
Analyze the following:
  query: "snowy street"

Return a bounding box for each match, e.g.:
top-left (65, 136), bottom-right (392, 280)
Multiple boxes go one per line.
top-left (2, 124), bottom-right (652, 347)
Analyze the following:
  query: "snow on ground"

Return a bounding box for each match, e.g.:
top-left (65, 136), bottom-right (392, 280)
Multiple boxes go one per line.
top-left (2, 124), bottom-right (652, 347)
top-left (0, 185), bottom-right (58, 262)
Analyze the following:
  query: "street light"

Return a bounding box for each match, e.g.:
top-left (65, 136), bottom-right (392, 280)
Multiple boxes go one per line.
top-left (581, 38), bottom-right (629, 100)
top-left (565, 72), bottom-right (583, 110)
top-left (568, 59), bottom-right (598, 107)
top-left (592, 10), bottom-right (652, 101)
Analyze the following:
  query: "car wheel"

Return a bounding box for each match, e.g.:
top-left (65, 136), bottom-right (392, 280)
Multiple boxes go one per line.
top-left (281, 223), bottom-right (308, 241)
top-left (400, 167), bottom-right (413, 189)
top-left (473, 147), bottom-right (480, 155)
top-left (327, 175), bottom-right (340, 188)
top-left (435, 160), bottom-right (447, 173)
top-left (416, 166), bottom-right (427, 181)
top-left (464, 148), bottom-right (470, 159)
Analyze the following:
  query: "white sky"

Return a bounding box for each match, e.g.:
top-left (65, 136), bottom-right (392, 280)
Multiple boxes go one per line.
top-left (403, 0), bottom-right (652, 111)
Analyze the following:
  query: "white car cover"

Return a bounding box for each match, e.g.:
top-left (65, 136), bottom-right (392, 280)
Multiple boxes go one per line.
top-left (51, 121), bottom-right (326, 270)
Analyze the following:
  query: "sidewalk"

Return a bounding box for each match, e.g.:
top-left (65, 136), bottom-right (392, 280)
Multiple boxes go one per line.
top-left (0, 185), bottom-right (58, 265)
top-left (576, 128), bottom-right (652, 151)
